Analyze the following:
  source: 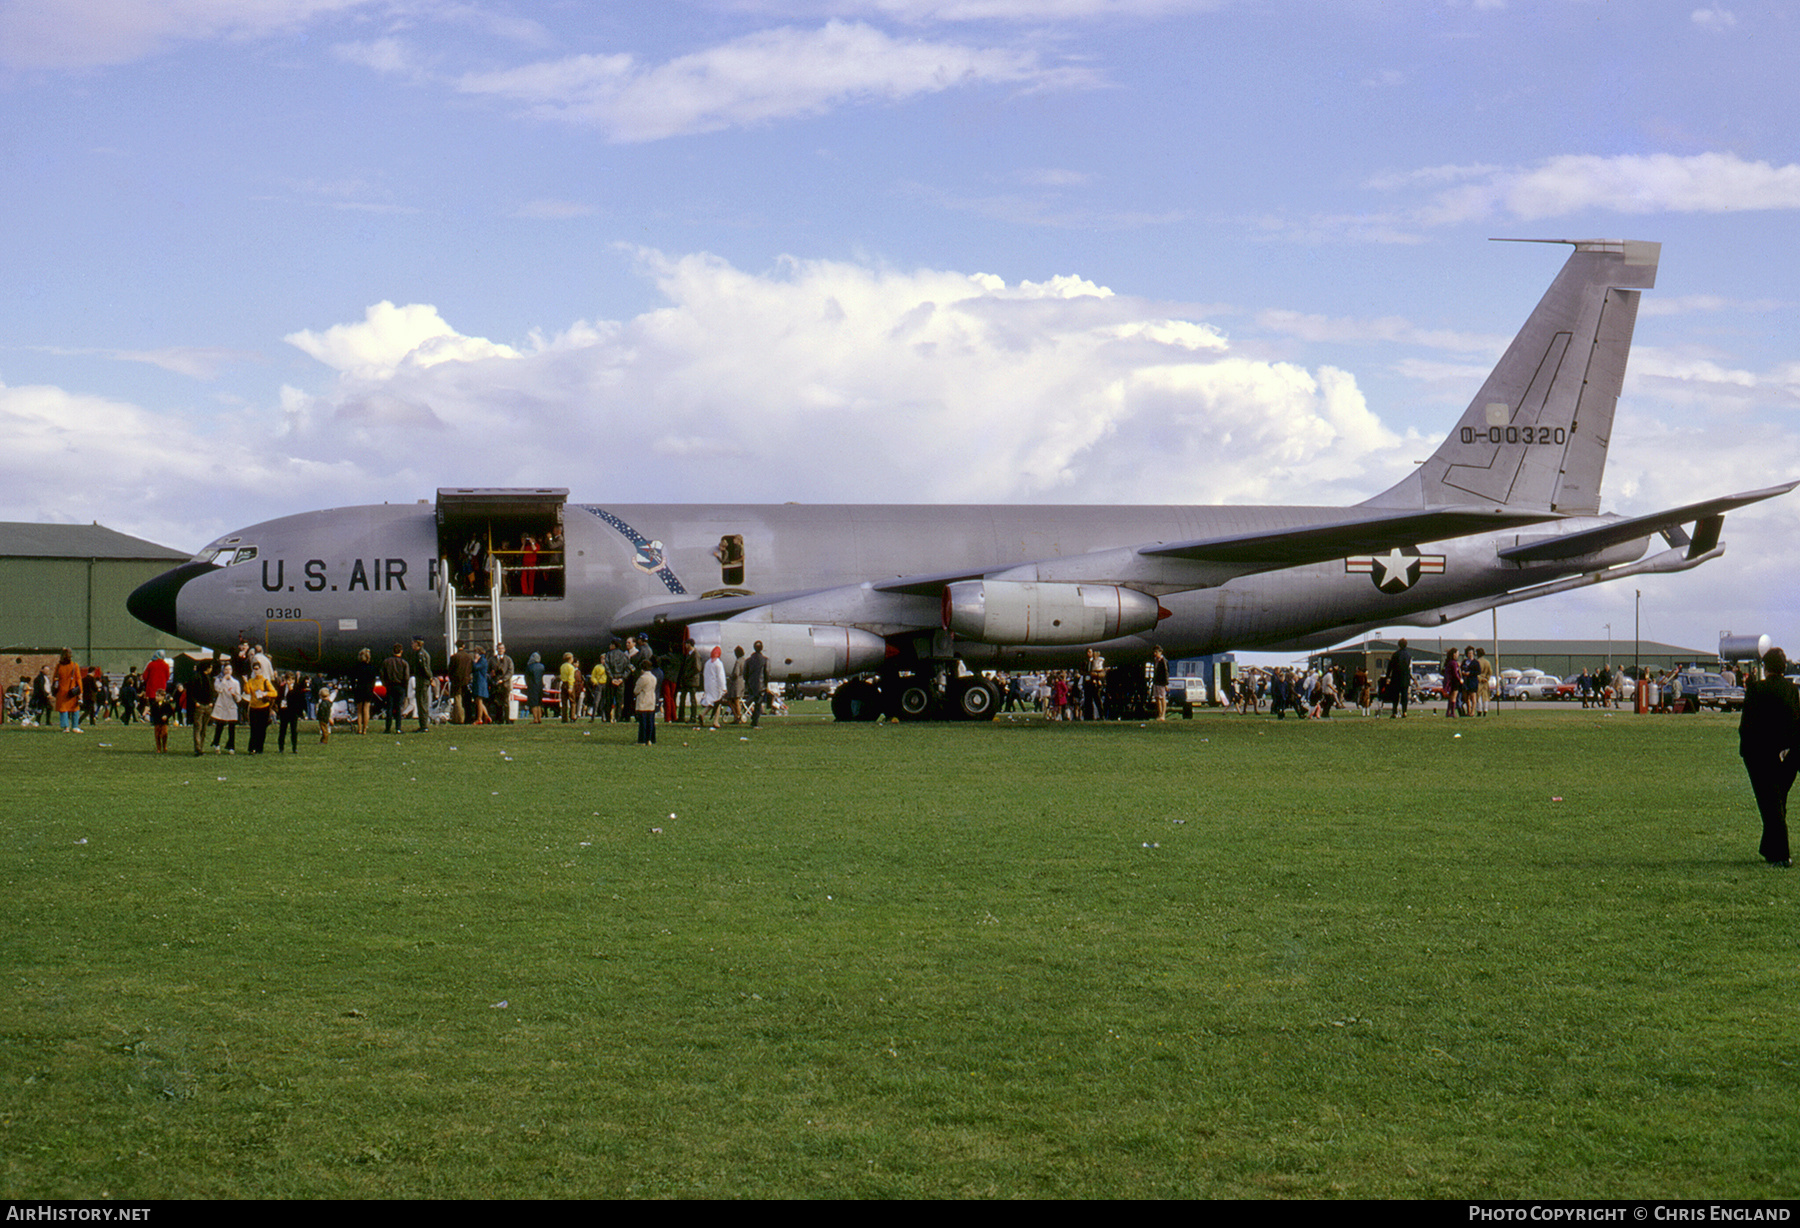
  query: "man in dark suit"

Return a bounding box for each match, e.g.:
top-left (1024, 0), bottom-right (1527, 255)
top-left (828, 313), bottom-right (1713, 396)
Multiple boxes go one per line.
top-left (1385, 639), bottom-right (1413, 719)
top-left (1739, 647), bottom-right (1798, 867)
top-left (747, 641), bottom-right (768, 728)
top-left (411, 636), bottom-right (433, 732)
top-left (380, 643), bottom-right (411, 734)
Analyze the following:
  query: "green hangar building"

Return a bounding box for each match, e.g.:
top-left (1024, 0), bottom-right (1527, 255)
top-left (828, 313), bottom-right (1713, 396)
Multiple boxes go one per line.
top-left (1, 522), bottom-right (195, 675)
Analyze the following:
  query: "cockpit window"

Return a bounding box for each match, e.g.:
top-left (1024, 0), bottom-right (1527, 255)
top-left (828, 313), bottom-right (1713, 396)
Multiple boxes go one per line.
top-left (193, 537), bottom-right (245, 567)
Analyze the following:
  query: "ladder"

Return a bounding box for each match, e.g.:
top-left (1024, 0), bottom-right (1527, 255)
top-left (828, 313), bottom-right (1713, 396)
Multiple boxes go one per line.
top-left (439, 562), bottom-right (503, 659)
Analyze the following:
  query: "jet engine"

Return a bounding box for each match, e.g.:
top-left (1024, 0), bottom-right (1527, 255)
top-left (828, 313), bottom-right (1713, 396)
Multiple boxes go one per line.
top-left (942, 580), bottom-right (1164, 646)
top-left (689, 620), bottom-right (889, 680)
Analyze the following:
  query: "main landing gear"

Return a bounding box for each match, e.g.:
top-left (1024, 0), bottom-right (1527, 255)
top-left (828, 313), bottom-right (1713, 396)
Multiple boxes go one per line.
top-left (829, 672), bottom-right (1000, 722)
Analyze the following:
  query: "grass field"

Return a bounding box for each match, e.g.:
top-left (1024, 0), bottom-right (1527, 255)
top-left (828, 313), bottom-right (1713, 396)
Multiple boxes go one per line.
top-left (1, 702), bottom-right (1795, 1199)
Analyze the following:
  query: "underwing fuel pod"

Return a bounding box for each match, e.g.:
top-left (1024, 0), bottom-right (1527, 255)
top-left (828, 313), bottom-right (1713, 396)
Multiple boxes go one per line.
top-left (943, 581), bottom-right (1167, 645)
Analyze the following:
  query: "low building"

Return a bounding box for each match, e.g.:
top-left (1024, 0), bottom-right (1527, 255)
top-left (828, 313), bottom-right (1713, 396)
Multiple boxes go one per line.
top-left (1311, 636), bottom-right (1717, 682)
top-left (0, 522), bottom-right (195, 675)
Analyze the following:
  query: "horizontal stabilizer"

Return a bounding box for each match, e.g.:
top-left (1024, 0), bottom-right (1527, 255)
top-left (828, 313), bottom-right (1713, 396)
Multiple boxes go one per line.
top-left (1141, 506), bottom-right (1558, 566)
top-left (1496, 481), bottom-right (1798, 563)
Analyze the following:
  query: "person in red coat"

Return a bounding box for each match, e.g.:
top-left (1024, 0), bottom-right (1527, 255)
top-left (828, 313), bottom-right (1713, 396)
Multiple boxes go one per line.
top-left (143, 651), bottom-right (171, 713)
top-left (53, 649), bottom-right (84, 732)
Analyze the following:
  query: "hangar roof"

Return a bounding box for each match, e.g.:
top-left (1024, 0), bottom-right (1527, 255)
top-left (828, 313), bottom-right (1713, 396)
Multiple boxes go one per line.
top-left (1329, 636), bottom-right (1711, 658)
top-left (0, 521), bottom-right (190, 562)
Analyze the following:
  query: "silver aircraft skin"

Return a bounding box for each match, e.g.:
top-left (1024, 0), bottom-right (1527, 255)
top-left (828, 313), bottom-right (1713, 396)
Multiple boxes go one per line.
top-left (128, 239), bottom-right (1794, 717)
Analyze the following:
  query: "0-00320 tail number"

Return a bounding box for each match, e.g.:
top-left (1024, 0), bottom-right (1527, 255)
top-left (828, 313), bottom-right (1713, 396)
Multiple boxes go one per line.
top-left (1461, 426), bottom-right (1567, 446)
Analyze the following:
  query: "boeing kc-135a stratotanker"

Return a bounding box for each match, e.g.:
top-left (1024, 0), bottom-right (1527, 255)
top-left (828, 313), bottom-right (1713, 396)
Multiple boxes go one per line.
top-left (128, 240), bottom-right (1794, 719)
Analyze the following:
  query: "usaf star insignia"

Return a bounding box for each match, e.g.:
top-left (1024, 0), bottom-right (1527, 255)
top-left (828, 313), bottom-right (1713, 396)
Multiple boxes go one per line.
top-left (1345, 547), bottom-right (1446, 594)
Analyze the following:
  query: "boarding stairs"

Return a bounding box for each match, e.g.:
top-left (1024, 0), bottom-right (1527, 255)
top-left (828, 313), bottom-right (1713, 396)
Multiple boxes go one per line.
top-left (440, 564), bottom-right (503, 659)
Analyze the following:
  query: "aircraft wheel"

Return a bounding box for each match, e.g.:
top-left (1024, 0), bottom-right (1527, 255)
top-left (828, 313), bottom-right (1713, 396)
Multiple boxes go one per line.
top-left (895, 681), bottom-right (933, 720)
top-left (831, 680), bottom-right (882, 722)
top-left (952, 678), bottom-right (998, 721)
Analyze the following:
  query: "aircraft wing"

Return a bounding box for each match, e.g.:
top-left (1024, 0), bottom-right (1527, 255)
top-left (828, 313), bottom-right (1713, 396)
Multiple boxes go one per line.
top-left (1140, 505), bottom-right (1558, 566)
top-left (1496, 481), bottom-right (1799, 563)
top-left (613, 504), bottom-right (1561, 636)
top-left (612, 586), bottom-right (842, 633)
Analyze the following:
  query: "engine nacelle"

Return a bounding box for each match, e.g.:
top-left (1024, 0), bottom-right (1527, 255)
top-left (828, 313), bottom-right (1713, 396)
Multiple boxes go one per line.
top-left (689, 620), bottom-right (889, 681)
top-left (942, 580), bottom-right (1164, 646)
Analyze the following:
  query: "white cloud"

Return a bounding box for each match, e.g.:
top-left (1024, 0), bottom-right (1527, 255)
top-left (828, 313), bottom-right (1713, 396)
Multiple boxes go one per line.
top-left (0, 378), bottom-right (359, 549)
top-left (1391, 357), bottom-right (1494, 385)
top-left (1631, 348), bottom-right (1759, 390)
top-left (0, 0), bottom-right (375, 71)
top-left (1255, 310), bottom-right (1506, 355)
top-left (1403, 153), bottom-right (1800, 224)
top-left (333, 37), bottom-right (430, 81)
top-left (264, 249), bottom-right (1406, 507)
top-left (1583, 412), bottom-right (1800, 645)
top-left (1623, 346), bottom-right (1800, 416)
top-left (30, 344), bottom-right (259, 380)
top-left (113, 346), bottom-right (259, 380)
top-left (451, 21), bottom-right (1099, 141)
top-left (1690, 7), bottom-right (1737, 32)
top-left (285, 302), bottom-right (520, 378)
top-left (1637, 294), bottom-right (1786, 318)
top-left (1505, 153), bottom-right (1800, 218)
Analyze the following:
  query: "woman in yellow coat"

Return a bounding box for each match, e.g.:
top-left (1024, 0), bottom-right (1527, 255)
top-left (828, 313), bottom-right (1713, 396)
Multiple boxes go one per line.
top-left (53, 648), bottom-right (83, 732)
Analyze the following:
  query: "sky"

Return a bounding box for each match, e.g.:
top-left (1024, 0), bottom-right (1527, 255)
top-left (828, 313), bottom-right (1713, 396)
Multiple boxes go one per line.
top-left (2, 0), bottom-right (1797, 660)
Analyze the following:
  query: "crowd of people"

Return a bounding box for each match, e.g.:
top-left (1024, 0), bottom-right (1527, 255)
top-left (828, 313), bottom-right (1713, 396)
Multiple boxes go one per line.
top-left (317, 632), bottom-right (785, 748)
top-left (2, 632), bottom-right (797, 754)
top-left (449, 529), bottom-right (565, 599)
top-left (9, 649), bottom-right (139, 731)
top-left (1223, 658), bottom-right (1399, 719)
top-left (8, 637), bottom-right (1776, 745)
top-left (6, 643), bottom-right (320, 755)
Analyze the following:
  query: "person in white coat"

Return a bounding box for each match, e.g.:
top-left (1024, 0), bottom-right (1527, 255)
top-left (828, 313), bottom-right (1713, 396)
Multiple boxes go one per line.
top-left (701, 646), bottom-right (728, 729)
top-left (210, 663), bottom-right (243, 753)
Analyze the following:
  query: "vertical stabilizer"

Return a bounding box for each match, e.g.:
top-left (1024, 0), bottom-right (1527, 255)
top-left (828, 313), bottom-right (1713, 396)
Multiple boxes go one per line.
top-left (1365, 239), bottom-right (1658, 514)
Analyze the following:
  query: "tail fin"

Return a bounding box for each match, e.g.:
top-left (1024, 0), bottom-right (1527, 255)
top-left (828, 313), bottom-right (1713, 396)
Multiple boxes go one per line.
top-left (1366, 238), bottom-right (1659, 514)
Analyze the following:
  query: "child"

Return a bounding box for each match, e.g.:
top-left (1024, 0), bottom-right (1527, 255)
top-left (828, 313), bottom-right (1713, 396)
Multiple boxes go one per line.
top-left (148, 687), bottom-right (174, 753)
top-left (315, 677), bottom-right (335, 744)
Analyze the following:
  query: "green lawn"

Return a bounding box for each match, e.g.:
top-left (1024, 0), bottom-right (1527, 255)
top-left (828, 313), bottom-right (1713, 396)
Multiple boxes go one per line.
top-left (1, 704), bottom-right (1794, 1198)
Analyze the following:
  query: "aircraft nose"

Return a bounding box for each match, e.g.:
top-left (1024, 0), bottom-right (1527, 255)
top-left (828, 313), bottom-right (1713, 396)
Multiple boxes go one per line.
top-left (127, 561), bottom-right (215, 638)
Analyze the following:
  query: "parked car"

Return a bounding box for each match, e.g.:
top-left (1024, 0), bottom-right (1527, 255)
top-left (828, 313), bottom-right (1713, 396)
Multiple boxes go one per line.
top-left (1671, 670), bottom-right (1745, 712)
top-left (1507, 672), bottom-right (1562, 700)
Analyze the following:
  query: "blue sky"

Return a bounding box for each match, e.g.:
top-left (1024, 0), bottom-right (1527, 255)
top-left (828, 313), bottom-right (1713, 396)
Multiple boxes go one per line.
top-left (3, 0), bottom-right (1796, 657)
